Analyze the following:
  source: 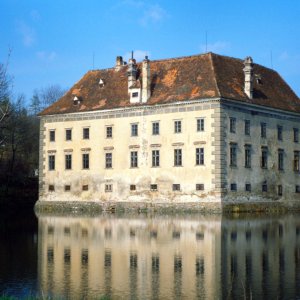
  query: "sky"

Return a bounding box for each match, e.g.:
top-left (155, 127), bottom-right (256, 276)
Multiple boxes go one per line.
top-left (1, 0), bottom-right (299, 104)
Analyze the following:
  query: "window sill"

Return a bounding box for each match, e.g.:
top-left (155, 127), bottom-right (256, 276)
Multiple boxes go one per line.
top-left (195, 164), bottom-right (205, 167)
top-left (173, 165), bottom-right (183, 167)
top-left (244, 166), bottom-right (251, 169)
top-left (230, 165), bottom-right (237, 168)
top-left (151, 166), bottom-right (160, 168)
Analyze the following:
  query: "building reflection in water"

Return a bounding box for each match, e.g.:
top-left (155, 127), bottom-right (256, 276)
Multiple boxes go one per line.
top-left (37, 214), bottom-right (300, 299)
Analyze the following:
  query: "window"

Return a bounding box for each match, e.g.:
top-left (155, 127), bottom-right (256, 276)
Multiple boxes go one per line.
top-left (278, 185), bottom-right (283, 196)
top-left (197, 118), bottom-right (205, 132)
top-left (49, 130), bottom-right (55, 142)
top-left (294, 128), bottom-right (299, 143)
top-left (244, 120), bottom-right (250, 135)
top-left (173, 184), bottom-right (180, 191)
top-left (244, 145), bottom-right (251, 168)
top-left (105, 184), bottom-right (113, 192)
top-left (230, 143), bottom-right (237, 167)
top-left (262, 181), bottom-right (268, 192)
top-left (150, 184), bottom-right (158, 191)
top-left (152, 150), bottom-right (160, 167)
top-left (132, 92), bottom-right (139, 97)
top-left (105, 153), bottom-right (112, 168)
top-left (245, 183), bottom-right (251, 192)
top-left (196, 148), bottom-right (204, 165)
top-left (65, 185), bottom-right (71, 192)
top-left (230, 183), bottom-right (237, 191)
top-left (83, 128), bottom-right (89, 139)
top-left (229, 118), bottom-right (236, 133)
top-left (152, 122), bottom-right (159, 135)
top-left (106, 126), bottom-right (113, 138)
top-left (130, 185), bottom-right (136, 191)
top-left (49, 155), bottom-right (55, 170)
top-left (278, 149), bottom-right (284, 171)
top-left (130, 151), bottom-right (138, 168)
top-left (196, 184), bottom-right (204, 191)
top-left (294, 151), bottom-right (300, 172)
top-left (49, 185), bottom-right (55, 192)
top-left (261, 147), bottom-right (268, 169)
top-left (66, 129), bottom-right (72, 141)
top-left (296, 185), bottom-right (300, 193)
top-left (261, 123), bottom-right (267, 138)
top-left (174, 149), bottom-right (182, 166)
top-left (82, 185), bottom-right (88, 191)
top-left (277, 125), bottom-right (283, 141)
top-left (174, 120), bottom-right (181, 133)
top-left (65, 154), bottom-right (72, 170)
top-left (131, 124), bottom-right (138, 137)
top-left (82, 153), bottom-right (89, 169)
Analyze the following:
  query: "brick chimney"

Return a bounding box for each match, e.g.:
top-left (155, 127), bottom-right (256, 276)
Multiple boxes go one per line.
top-left (141, 56), bottom-right (150, 103)
top-left (115, 56), bottom-right (123, 71)
top-left (243, 56), bottom-right (254, 99)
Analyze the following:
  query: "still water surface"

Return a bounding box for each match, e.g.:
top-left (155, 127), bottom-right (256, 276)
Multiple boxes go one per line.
top-left (0, 211), bottom-right (300, 299)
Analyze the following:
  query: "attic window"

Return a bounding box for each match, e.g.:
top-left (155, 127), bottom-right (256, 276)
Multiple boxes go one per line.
top-left (73, 96), bottom-right (80, 105)
top-left (255, 75), bottom-right (263, 85)
top-left (99, 79), bottom-right (105, 88)
top-left (132, 92), bottom-right (139, 98)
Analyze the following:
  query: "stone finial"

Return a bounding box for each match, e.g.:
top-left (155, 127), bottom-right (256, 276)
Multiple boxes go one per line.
top-left (127, 54), bottom-right (137, 89)
top-left (243, 56), bottom-right (254, 99)
top-left (142, 56), bottom-right (150, 103)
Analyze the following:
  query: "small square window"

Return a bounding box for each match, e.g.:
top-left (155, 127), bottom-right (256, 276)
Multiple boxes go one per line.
top-left (106, 126), bottom-right (113, 138)
top-left (132, 92), bottom-right (139, 98)
top-left (49, 185), bottom-right (55, 192)
top-left (65, 185), bottom-right (71, 191)
top-left (82, 185), bottom-right (89, 191)
top-left (173, 184), bottom-right (180, 191)
top-left (105, 184), bottom-right (113, 192)
top-left (245, 183), bottom-right (251, 192)
top-left (296, 185), bottom-right (300, 193)
top-left (196, 184), bottom-right (204, 191)
top-left (278, 185), bottom-right (283, 196)
top-left (130, 185), bottom-right (136, 191)
top-left (83, 128), bottom-right (89, 139)
top-left (262, 182), bottom-right (268, 192)
top-left (150, 184), bottom-right (158, 191)
top-left (49, 130), bottom-right (55, 142)
top-left (230, 183), bottom-right (237, 191)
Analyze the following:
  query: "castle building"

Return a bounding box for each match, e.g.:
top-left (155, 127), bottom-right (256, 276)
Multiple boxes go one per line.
top-left (38, 52), bottom-right (300, 208)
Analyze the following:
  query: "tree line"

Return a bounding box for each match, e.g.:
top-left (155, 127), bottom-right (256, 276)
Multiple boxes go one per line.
top-left (0, 56), bottom-right (66, 203)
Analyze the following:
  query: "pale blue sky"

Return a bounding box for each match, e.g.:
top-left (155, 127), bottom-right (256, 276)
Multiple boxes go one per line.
top-left (1, 0), bottom-right (299, 103)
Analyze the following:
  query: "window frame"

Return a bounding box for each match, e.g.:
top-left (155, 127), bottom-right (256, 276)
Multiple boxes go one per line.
top-left (261, 147), bottom-right (268, 169)
top-left (65, 154), bottom-right (72, 170)
top-left (278, 149), bottom-right (284, 171)
top-left (244, 120), bottom-right (250, 136)
top-left (261, 122), bottom-right (267, 138)
top-left (49, 155), bottom-right (55, 171)
top-left (174, 149), bottom-right (182, 166)
top-left (197, 118), bottom-right (205, 132)
top-left (294, 128), bottom-right (299, 143)
top-left (277, 125), bottom-right (283, 141)
top-left (244, 145), bottom-right (251, 168)
top-left (230, 143), bottom-right (237, 167)
top-left (229, 117), bottom-right (236, 133)
top-left (106, 126), bottom-right (113, 138)
top-left (152, 122), bottom-right (160, 135)
top-left (174, 120), bottom-right (182, 134)
top-left (82, 153), bottom-right (89, 169)
top-left (196, 147), bottom-right (204, 165)
top-left (83, 127), bottom-right (90, 140)
top-left (105, 152), bottom-right (112, 169)
top-left (49, 130), bottom-right (55, 142)
top-left (131, 123), bottom-right (138, 137)
top-left (65, 129), bottom-right (72, 141)
top-left (152, 150), bottom-right (160, 167)
top-left (130, 151), bottom-right (138, 168)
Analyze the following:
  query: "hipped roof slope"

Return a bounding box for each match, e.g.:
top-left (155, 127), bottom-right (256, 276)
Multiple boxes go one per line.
top-left (40, 52), bottom-right (300, 116)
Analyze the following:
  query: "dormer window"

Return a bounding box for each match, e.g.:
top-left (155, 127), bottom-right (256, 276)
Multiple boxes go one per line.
top-left (73, 96), bottom-right (80, 105)
top-left (132, 92), bottom-right (139, 97)
top-left (99, 79), bottom-right (105, 88)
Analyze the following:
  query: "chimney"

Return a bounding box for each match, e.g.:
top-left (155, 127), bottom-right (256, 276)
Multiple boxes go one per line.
top-left (127, 51), bottom-right (137, 89)
top-left (243, 56), bottom-right (254, 99)
top-left (115, 56), bottom-right (123, 71)
top-left (142, 56), bottom-right (150, 103)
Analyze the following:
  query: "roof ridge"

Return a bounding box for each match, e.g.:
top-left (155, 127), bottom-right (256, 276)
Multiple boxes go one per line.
top-left (209, 53), bottom-right (221, 97)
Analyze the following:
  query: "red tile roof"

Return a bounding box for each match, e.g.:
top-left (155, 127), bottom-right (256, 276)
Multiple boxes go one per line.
top-left (39, 52), bottom-right (300, 116)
